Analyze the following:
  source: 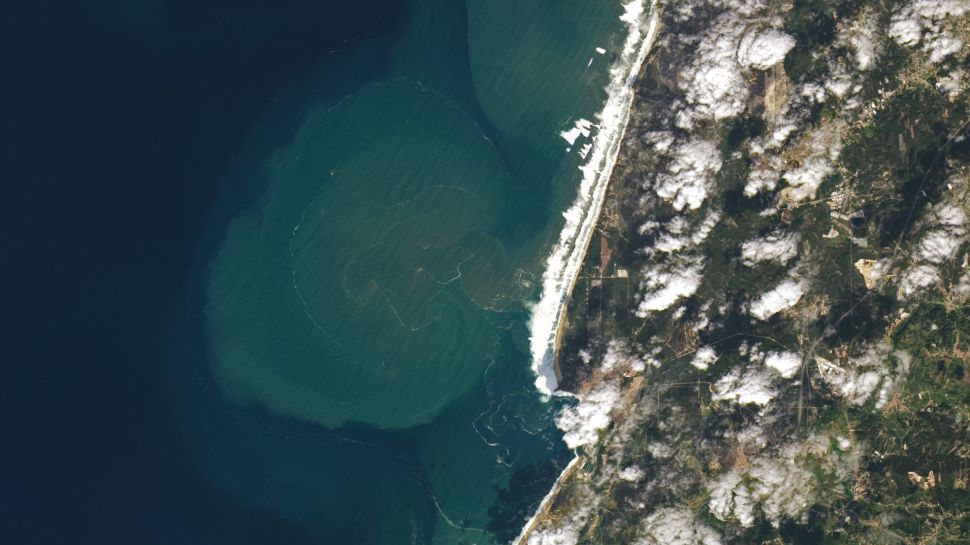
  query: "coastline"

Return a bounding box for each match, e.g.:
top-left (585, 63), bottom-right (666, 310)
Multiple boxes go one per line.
top-left (515, 1), bottom-right (662, 543)
top-left (528, 0), bottom-right (662, 395)
top-left (510, 455), bottom-right (582, 545)
top-left (510, 0), bottom-right (970, 540)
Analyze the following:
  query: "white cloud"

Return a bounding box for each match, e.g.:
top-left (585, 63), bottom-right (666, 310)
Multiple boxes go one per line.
top-left (527, 527), bottom-right (579, 545)
top-left (692, 346), bottom-right (718, 370)
top-left (847, 19), bottom-right (880, 70)
top-left (918, 230), bottom-right (964, 263)
top-left (600, 340), bottom-right (646, 373)
top-left (767, 124), bottom-right (798, 149)
top-left (637, 261), bottom-right (705, 315)
top-left (748, 277), bottom-right (806, 320)
top-left (708, 442), bottom-right (819, 528)
top-left (934, 202), bottom-right (968, 228)
top-left (871, 258), bottom-right (896, 283)
top-left (654, 139), bottom-right (723, 211)
top-left (740, 341), bottom-right (766, 363)
top-left (818, 344), bottom-right (911, 408)
top-left (783, 158), bottom-right (833, 202)
top-left (712, 367), bottom-right (776, 406)
top-left (708, 469), bottom-right (757, 526)
top-left (637, 507), bottom-right (722, 545)
top-left (741, 231), bottom-right (800, 266)
top-left (898, 264), bottom-right (942, 298)
top-left (927, 35), bottom-right (964, 63)
top-left (912, 200), bottom-right (968, 263)
top-left (936, 70), bottom-right (964, 99)
top-left (890, 18), bottom-right (923, 46)
top-left (526, 487), bottom-right (595, 545)
top-left (764, 351), bottom-right (802, 378)
top-left (820, 367), bottom-right (879, 406)
top-left (674, 0), bottom-right (768, 18)
top-left (800, 83), bottom-right (827, 103)
top-left (744, 156), bottom-right (784, 196)
top-left (647, 441), bottom-right (674, 459)
top-left (642, 130), bottom-right (675, 152)
top-left (527, 514), bottom-right (585, 545)
top-left (780, 122), bottom-right (844, 203)
top-left (654, 211), bottom-right (723, 254)
top-left (677, 13), bottom-right (751, 125)
top-left (889, 0), bottom-right (970, 63)
top-left (737, 28), bottom-right (796, 70)
top-left (824, 74), bottom-right (855, 99)
top-left (618, 466), bottom-right (646, 482)
top-left (556, 382), bottom-right (621, 449)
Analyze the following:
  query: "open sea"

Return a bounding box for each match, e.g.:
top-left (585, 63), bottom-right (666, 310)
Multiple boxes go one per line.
top-left (1, 1), bottom-right (637, 543)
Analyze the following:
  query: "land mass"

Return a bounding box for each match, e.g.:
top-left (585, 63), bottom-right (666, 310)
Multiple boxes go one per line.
top-left (523, 0), bottom-right (970, 543)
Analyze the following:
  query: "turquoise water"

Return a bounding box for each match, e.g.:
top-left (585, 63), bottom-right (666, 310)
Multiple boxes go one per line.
top-left (191, 1), bottom-right (631, 542)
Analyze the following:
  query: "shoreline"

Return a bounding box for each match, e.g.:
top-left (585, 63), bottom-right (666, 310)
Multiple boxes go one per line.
top-left (528, 0), bottom-right (661, 395)
top-left (512, 0), bottom-right (970, 540)
top-left (510, 455), bottom-right (582, 545)
top-left (515, 1), bottom-right (662, 543)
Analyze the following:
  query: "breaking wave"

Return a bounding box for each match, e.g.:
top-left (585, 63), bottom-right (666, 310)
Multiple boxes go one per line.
top-left (528, 0), bottom-right (661, 394)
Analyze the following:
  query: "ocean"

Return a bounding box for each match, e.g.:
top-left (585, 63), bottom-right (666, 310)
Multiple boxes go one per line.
top-left (1, 1), bottom-right (644, 543)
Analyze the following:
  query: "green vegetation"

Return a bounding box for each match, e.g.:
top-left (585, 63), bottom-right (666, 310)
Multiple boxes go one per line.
top-left (533, 0), bottom-right (970, 543)
top-left (793, 298), bottom-right (970, 544)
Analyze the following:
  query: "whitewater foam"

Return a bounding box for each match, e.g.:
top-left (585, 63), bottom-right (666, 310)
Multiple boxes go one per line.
top-left (559, 118), bottom-right (594, 146)
top-left (528, 0), bottom-right (660, 394)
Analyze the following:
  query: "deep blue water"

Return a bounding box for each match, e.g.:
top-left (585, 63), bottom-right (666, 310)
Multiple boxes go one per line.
top-left (0, 1), bottom-right (627, 543)
top-left (1, 2), bottom-right (406, 543)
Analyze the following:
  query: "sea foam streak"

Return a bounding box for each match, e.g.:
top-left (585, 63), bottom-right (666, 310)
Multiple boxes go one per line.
top-left (528, 0), bottom-right (660, 394)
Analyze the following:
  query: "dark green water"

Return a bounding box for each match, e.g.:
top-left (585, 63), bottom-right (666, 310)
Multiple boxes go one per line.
top-left (191, 0), bottom-right (631, 543)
